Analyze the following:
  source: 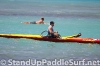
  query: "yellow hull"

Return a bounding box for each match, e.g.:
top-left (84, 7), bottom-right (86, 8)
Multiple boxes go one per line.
top-left (0, 34), bottom-right (100, 44)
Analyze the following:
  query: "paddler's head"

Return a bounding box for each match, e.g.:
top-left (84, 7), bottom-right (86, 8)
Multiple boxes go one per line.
top-left (41, 18), bottom-right (44, 21)
top-left (50, 21), bottom-right (54, 26)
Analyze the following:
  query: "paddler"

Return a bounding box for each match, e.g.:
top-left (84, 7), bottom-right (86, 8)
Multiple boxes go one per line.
top-left (47, 21), bottom-right (61, 38)
top-left (21, 18), bottom-right (49, 24)
top-left (47, 21), bottom-right (81, 38)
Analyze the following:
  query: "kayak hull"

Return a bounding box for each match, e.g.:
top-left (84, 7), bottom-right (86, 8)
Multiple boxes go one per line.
top-left (0, 34), bottom-right (100, 44)
top-left (33, 37), bottom-right (100, 44)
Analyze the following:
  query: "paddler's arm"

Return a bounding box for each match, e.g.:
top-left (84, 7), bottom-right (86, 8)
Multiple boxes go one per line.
top-left (48, 26), bottom-right (55, 34)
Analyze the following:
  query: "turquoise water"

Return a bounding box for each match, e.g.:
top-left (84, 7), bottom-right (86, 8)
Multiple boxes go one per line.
top-left (0, 0), bottom-right (100, 66)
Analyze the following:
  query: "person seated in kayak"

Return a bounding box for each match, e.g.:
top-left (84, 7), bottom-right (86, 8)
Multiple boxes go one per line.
top-left (21, 18), bottom-right (48, 24)
top-left (47, 21), bottom-right (81, 38)
top-left (47, 21), bottom-right (61, 38)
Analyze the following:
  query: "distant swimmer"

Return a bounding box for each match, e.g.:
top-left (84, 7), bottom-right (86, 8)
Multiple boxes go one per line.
top-left (21, 18), bottom-right (49, 25)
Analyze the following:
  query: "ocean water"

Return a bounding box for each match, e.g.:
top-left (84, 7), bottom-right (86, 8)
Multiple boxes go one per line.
top-left (0, 0), bottom-right (100, 66)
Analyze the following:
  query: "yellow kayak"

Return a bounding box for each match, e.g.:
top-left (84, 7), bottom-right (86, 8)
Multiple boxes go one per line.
top-left (0, 33), bottom-right (100, 44)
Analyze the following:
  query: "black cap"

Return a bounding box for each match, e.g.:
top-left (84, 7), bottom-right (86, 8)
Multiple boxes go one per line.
top-left (50, 21), bottom-right (54, 25)
top-left (41, 18), bottom-right (44, 20)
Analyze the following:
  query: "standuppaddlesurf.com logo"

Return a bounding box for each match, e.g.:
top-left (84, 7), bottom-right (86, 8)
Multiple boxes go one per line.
top-left (0, 59), bottom-right (100, 66)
